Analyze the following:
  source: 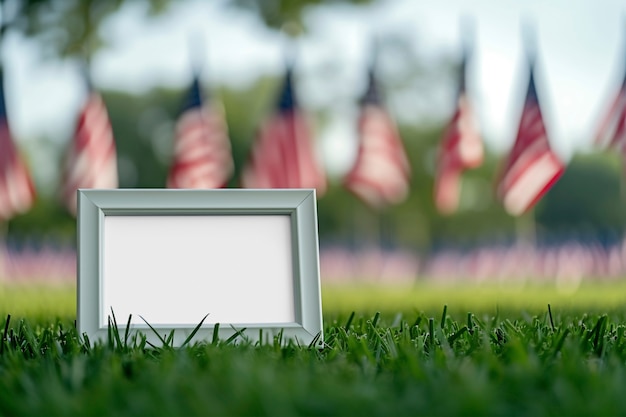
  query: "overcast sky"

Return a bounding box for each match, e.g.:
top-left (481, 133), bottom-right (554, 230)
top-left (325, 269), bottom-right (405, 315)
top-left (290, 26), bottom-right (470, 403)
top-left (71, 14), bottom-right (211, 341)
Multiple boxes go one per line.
top-left (3, 0), bottom-right (626, 179)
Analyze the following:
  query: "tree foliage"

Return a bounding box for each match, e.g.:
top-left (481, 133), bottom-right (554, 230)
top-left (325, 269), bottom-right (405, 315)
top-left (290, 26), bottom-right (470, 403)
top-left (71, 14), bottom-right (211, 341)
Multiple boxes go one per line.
top-left (2, 0), bottom-right (625, 247)
top-left (2, 0), bottom-right (170, 59)
top-left (230, 0), bottom-right (373, 33)
top-left (1, 0), bottom-right (375, 60)
top-left (535, 152), bottom-right (626, 239)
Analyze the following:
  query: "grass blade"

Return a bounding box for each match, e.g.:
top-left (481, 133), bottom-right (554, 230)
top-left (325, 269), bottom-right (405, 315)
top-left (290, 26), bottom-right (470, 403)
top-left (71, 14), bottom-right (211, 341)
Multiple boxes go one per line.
top-left (447, 326), bottom-right (469, 345)
top-left (552, 328), bottom-right (570, 358)
top-left (212, 323), bottom-right (220, 346)
top-left (275, 329), bottom-right (284, 346)
top-left (308, 331), bottom-right (323, 349)
top-left (548, 304), bottom-right (555, 332)
top-left (109, 308), bottom-right (123, 350)
top-left (139, 316), bottom-right (169, 347)
top-left (107, 316), bottom-right (113, 350)
top-left (180, 314), bottom-right (210, 348)
top-left (165, 330), bottom-right (176, 347)
top-left (344, 311), bottom-right (355, 332)
top-left (592, 315), bottom-right (608, 357)
top-left (1, 314), bottom-right (10, 355)
top-left (123, 314), bottom-right (133, 348)
top-left (371, 312), bottom-right (381, 328)
top-left (428, 318), bottom-right (435, 350)
top-left (412, 313), bottom-right (422, 329)
top-left (225, 326), bottom-right (247, 345)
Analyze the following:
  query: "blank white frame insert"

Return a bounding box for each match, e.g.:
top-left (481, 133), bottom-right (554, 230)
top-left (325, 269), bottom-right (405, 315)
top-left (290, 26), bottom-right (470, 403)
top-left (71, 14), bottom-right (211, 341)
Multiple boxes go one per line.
top-left (102, 215), bottom-right (294, 326)
top-left (77, 189), bottom-right (323, 347)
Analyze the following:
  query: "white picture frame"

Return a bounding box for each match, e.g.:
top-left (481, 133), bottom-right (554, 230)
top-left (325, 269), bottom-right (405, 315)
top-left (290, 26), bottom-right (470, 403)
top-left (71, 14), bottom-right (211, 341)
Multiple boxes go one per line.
top-left (77, 189), bottom-right (323, 347)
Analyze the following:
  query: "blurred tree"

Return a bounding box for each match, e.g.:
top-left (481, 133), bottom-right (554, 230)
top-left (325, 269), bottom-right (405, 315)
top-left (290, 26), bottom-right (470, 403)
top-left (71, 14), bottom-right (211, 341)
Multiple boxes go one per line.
top-left (104, 88), bottom-right (174, 187)
top-left (1, 0), bottom-right (377, 60)
top-left (229, 0), bottom-right (373, 33)
top-left (535, 152), bottom-right (626, 239)
top-left (2, 0), bottom-right (624, 249)
top-left (2, 0), bottom-right (170, 59)
top-left (6, 197), bottom-right (75, 242)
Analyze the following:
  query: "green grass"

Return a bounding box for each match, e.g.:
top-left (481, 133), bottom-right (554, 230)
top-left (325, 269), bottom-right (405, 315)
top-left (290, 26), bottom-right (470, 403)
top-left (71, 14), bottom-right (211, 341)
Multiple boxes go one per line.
top-left (4, 279), bottom-right (626, 321)
top-left (0, 283), bottom-right (75, 322)
top-left (1, 281), bottom-right (626, 416)
top-left (322, 280), bottom-right (626, 316)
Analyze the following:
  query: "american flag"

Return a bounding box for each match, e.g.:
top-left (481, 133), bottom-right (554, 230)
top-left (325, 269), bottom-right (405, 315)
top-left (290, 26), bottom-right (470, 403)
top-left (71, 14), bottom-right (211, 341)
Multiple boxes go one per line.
top-left (167, 76), bottom-right (233, 189)
top-left (241, 67), bottom-right (326, 194)
top-left (343, 68), bottom-right (410, 209)
top-left (497, 60), bottom-right (564, 216)
top-left (61, 77), bottom-right (117, 215)
top-left (0, 68), bottom-right (36, 221)
top-left (434, 50), bottom-right (483, 214)
top-left (595, 72), bottom-right (626, 151)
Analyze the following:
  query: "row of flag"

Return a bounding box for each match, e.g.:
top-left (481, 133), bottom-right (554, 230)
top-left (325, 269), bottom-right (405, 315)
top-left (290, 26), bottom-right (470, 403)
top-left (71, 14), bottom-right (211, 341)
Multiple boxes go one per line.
top-left (0, 45), bottom-right (624, 223)
top-left (320, 241), bottom-right (626, 283)
top-left (4, 239), bottom-right (626, 283)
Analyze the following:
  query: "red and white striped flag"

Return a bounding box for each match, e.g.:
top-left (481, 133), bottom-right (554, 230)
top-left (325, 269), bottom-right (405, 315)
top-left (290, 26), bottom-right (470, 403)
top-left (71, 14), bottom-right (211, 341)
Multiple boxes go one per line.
top-left (497, 61), bottom-right (564, 216)
top-left (434, 52), bottom-right (483, 214)
top-left (343, 69), bottom-right (410, 209)
top-left (61, 83), bottom-right (117, 215)
top-left (167, 76), bottom-right (233, 188)
top-left (0, 69), bottom-right (36, 221)
top-left (241, 68), bottom-right (326, 194)
top-left (595, 75), bottom-right (626, 151)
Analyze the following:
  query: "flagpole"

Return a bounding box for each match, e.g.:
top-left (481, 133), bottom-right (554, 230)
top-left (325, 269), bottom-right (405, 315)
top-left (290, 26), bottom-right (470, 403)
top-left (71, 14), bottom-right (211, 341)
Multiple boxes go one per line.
top-left (78, 2), bottom-right (94, 90)
top-left (0, 0), bottom-right (3, 249)
top-left (370, 204), bottom-right (384, 281)
top-left (370, 33), bottom-right (385, 282)
top-left (515, 207), bottom-right (536, 246)
top-left (281, 21), bottom-right (301, 69)
top-left (0, 1), bottom-right (8, 251)
top-left (622, 15), bottom-right (626, 211)
top-left (188, 30), bottom-right (206, 78)
top-left (518, 19), bottom-right (538, 249)
top-left (342, 33), bottom-right (411, 282)
top-left (379, 208), bottom-right (386, 282)
top-left (615, 172), bottom-right (626, 249)
top-left (0, 0), bottom-right (6, 55)
top-left (0, 221), bottom-right (7, 282)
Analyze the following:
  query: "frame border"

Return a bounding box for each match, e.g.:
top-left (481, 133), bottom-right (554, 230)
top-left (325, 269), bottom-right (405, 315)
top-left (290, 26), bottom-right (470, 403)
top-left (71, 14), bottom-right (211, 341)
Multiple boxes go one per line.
top-left (77, 189), bottom-right (323, 347)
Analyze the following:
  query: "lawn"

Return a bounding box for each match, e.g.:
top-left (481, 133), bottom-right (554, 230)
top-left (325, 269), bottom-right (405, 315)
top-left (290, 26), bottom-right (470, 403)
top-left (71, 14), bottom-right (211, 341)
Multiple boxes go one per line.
top-left (322, 279), bottom-right (626, 316)
top-left (1, 280), bottom-right (626, 416)
top-left (4, 279), bottom-right (626, 320)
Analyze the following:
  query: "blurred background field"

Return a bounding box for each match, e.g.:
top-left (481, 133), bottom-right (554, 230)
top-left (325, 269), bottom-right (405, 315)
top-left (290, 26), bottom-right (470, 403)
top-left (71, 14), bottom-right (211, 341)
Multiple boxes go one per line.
top-left (0, 283), bottom-right (75, 321)
top-left (2, 0), bottom-right (626, 319)
top-left (322, 281), bottom-right (626, 317)
top-left (3, 280), bottom-right (626, 323)
top-left (3, 0), bottom-right (626, 241)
